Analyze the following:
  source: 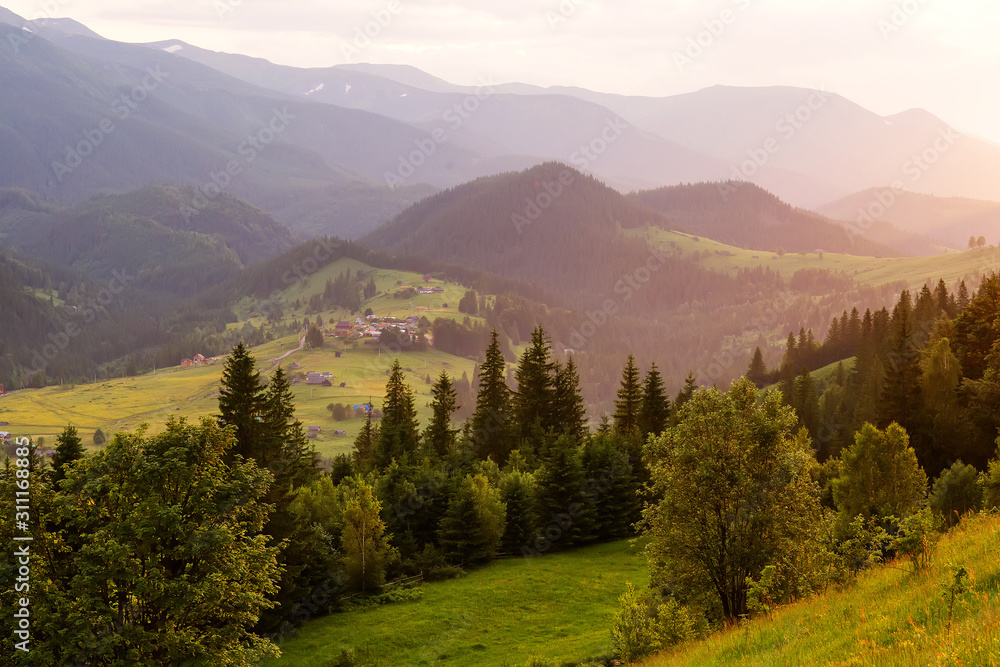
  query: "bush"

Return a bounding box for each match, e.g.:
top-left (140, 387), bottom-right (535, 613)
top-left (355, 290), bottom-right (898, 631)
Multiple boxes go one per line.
top-left (891, 508), bottom-right (941, 572)
top-left (611, 583), bottom-right (655, 663)
top-left (93, 428), bottom-right (106, 445)
top-left (983, 447), bottom-right (1000, 510)
top-left (651, 598), bottom-right (698, 648)
top-left (930, 461), bottom-right (983, 527)
top-left (326, 647), bottom-right (355, 667)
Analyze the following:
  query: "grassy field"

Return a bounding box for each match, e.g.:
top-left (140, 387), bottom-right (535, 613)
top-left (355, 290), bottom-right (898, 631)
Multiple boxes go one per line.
top-left (1, 261), bottom-right (485, 458)
top-left (643, 512), bottom-right (1000, 667)
top-left (0, 333), bottom-right (476, 459)
top-left (643, 228), bottom-right (1000, 291)
top-left (267, 539), bottom-right (648, 667)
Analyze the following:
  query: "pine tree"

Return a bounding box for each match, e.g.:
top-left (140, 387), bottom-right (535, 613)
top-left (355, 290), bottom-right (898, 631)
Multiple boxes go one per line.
top-left (500, 470), bottom-right (537, 554)
top-left (793, 368), bottom-right (819, 437)
top-left (424, 372), bottom-right (460, 459)
top-left (638, 363), bottom-right (671, 437)
top-left (880, 291), bottom-right (923, 435)
top-left (512, 325), bottom-right (556, 440)
top-left (471, 330), bottom-right (514, 464)
top-left (353, 411), bottom-right (379, 469)
top-left (745, 347), bottom-right (769, 388)
top-left (613, 355), bottom-right (642, 436)
top-left (582, 435), bottom-right (640, 541)
top-left (260, 367), bottom-right (319, 488)
top-left (374, 360), bottom-right (420, 468)
top-left (438, 474), bottom-right (506, 564)
top-left (957, 280), bottom-right (970, 311)
top-left (217, 342), bottom-right (266, 462)
top-left (51, 425), bottom-right (84, 484)
top-left (674, 372), bottom-right (698, 415)
top-left (534, 435), bottom-right (595, 549)
top-left (552, 357), bottom-right (588, 440)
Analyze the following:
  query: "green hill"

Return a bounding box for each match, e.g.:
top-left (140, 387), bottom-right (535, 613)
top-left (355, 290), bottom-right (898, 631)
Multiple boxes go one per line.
top-left (628, 181), bottom-right (901, 257)
top-left (646, 511), bottom-right (1000, 666)
top-left (265, 540), bottom-right (646, 666)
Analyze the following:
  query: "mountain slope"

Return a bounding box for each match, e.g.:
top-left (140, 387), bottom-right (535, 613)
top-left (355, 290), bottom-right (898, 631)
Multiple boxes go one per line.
top-left (818, 188), bottom-right (1000, 250)
top-left (0, 186), bottom-right (295, 294)
top-left (629, 182), bottom-right (900, 256)
top-left (647, 512), bottom-right (1000, 667)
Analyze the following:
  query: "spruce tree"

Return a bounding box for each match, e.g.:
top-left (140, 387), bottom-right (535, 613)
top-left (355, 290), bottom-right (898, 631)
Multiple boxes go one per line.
top-left (217, 342), bottom-right (266, 462)
top-left (471, 330), bottom-right (514, 464)
top-left (512, 325), bottom-right (556, 440)
top-left (880, 291), bottom-right (923, 435)
top-left (674, 372), bottom-right (698, 415)
top-left (424, 372), bottom-right (460, 459)
top-left (500, 470), bottom-right (537, 554)
top-left (374, 360), bottom-right (420, 468)
top-left (353, 411), bottom-right (379, 469)
top-left (638, 363), bottom-right (671, 437)
top-left (534, 434), bottom-right (595, 548)
top-left (613, 355), bottom-right (642, 436)
top-left (582, 435), bottom-right (640, 541)
top-left (51, 425), bottom-right (84, 484)
top-left (552, 356), bottom-right (588, 440)
top-left (745, 347), bottom-right (769, 388)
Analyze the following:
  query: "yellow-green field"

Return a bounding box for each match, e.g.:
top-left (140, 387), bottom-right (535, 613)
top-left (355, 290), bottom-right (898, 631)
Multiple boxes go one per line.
top-left (0, 334), bottom-right (476, 459)
top-left (644, 512), bottom-right (1000, 667)
top-left (644, 228), bottom-right (1000, 291)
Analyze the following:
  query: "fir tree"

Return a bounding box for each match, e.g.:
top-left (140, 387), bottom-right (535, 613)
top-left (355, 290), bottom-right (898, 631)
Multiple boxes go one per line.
top-left (534, 435), bottom-right (595, 548)
top-left (746, 347), bottom-right (769, 388)
top-left (217, 342), bottom-right (266, 462)
top-left (424, 372), bottom-right (460, 459)
top-left (500, 470), bottom-right (537, 554)
top-left (638, 363), bottom-right (671, 437)
top-left (353, 410), bottom-right (379, 469)
top-left (613, 355), bottom-right (643, 436)
top-left (880, 291), bottom-right (923, 435)
top-left (51, 424), bottom-right (84, 484)
top-left (674, 372), bottom-right (698, 415)
top-left (552, 356), bottom-right (588, 440)
top-left (374, 360), bottom-right (420, 468)
top-left (471, 330), bottom-right (514, 464)
top-left (512, 325), bottom-right (555, 440)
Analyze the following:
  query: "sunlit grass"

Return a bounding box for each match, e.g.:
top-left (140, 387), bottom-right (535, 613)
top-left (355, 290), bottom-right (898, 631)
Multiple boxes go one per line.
top-left (644, 512), bottom-right (1000, 666)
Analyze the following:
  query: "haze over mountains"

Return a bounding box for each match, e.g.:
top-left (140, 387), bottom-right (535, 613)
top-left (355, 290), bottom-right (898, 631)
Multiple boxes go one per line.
top-left (0, 4), bottom-right (998, 246)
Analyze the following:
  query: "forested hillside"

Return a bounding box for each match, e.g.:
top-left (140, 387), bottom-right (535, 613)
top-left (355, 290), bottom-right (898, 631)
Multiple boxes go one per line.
top-left (629, 181), bottom-right (899, 256)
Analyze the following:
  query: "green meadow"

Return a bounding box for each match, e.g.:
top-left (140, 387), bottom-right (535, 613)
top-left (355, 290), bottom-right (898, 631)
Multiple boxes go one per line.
top-left (645, 228), bottom-right (1000, 291)
top-left (645, 512), bottom-right (1000, 667)
top-left (266, 539), bottom-right (648, 667)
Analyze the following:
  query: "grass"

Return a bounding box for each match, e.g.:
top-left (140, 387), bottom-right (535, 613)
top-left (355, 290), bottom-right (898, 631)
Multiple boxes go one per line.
top-left (0, 333), bottom-right (476, 460)
top-left (1, 261), bottom-right (484, 459)
top-left (643, 512), bottom-right (1000, 667)
top-left (643, 228), bottom-right (1000, 291)
top-left (267, 539), bottom-right (648, 666)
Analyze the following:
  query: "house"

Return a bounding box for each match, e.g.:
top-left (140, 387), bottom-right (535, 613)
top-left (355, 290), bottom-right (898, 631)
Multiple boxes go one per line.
top-left (334, 429), bottom-right (347, 436)
top-left (335, 351), bottom-right (344, 358)
top-left (422, 274), bottom-right (432, 281)
top-left (306, 373), bottom-right (324, 385)
top-left (0, 421), bottom-right (9, 426)
top-left (340, 382), bottom-right (348, 388)
top-left (321, 379), bottom-right (333, 387)
top-left (289, 362), bottom-right (301, 369)
top-left (306, 432), bottom-right (317, 439)
top-left (432, 286), bottom-right (444, 293)
top-left (193, 354), bottom-right (207, 364)
top-left (335, 321), bottom-right (353, 335)
top-left (291, 378), bottom-right (301, 384)
top-left (321, 372), bottom-right (332, 378)
top-left (308, 426), bottom-right (322, 433)
top-left (418, 287), bottom-right (435, 295)
top-left (180, 358), bottom-right (194, 367)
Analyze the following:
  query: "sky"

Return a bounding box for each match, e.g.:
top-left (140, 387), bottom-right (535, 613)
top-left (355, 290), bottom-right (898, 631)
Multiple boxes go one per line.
top-left (7, 0), bottom-right (1000, 143)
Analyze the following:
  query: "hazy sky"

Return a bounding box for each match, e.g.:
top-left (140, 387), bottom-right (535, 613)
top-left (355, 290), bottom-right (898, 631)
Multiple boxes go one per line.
top-left (7, 0), bottom-right (1000, 142)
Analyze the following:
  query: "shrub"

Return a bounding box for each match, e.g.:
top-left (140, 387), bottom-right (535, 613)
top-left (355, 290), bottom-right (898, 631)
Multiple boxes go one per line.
top-left (326, 647), bottom-right (355, 667)
top-left (611, 583), bottom-right (655, 663)
top-left (891, 508), bottom-right (941, 572)
top-left (983, 448), bottom-right (1000, 510)
top-left (93, 428), bottom-right (106, 445)
top-left (651, 598), bottom-right (698, 648)
top-left (929, 461), bottom-right (983, 527)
